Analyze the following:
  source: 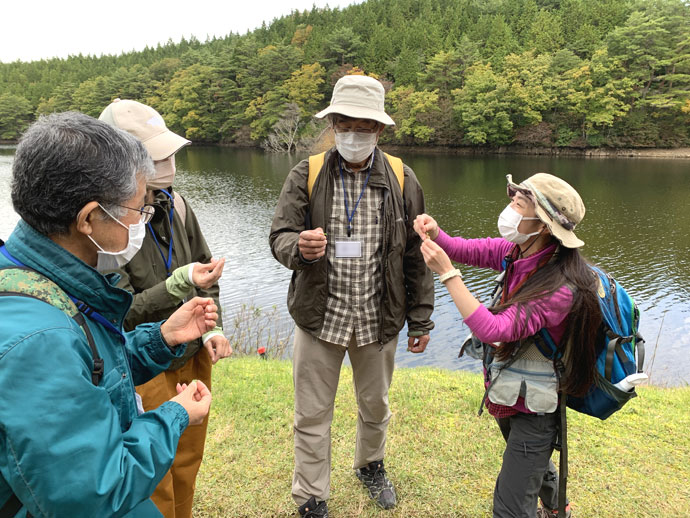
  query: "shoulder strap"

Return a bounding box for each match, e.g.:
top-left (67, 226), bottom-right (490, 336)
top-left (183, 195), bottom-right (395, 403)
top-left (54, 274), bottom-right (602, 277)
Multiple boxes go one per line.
top-left (0, 493), bottom-right (23, 518)
top-left (0, 267), bottom-right (104, 386)
top-left (307, 151), bottom-right (405, 198)
top-left (383, 152), bottom-right (404, 194)
top-left (308, 152), bottom-right (327, 198)
top-left (173, 191), bottom-right (187, 228)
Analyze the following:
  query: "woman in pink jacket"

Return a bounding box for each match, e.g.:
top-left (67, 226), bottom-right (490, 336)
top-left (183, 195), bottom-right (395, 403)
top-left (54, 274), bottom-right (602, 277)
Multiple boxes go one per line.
top-left (415, 173), bottom-right (601, 518)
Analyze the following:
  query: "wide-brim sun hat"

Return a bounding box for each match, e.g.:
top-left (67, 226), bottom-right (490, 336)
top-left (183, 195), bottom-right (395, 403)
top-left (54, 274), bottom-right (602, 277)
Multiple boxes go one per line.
top-left (315, 75), bottom-right (395, 126)
top-left (506, 173), bottom-right (586, 248)
top-left (99, 99), bottom-right (190, 161)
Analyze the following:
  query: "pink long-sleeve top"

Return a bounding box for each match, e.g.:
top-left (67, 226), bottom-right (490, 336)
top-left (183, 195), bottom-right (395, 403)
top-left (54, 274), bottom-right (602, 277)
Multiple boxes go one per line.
top-left (434, 229), bottom-right (573, 416)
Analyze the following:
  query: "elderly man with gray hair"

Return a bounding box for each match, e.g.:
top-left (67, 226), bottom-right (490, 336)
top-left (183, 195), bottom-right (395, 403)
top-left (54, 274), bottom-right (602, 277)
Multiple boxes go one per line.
top-left (0, 112), bottom-right (215, 518)
top-left (270, 75), bottom-right (434, 517)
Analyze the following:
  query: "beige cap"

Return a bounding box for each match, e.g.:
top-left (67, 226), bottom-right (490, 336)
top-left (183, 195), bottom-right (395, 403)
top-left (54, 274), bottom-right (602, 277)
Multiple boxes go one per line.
top-left (99, 99), bottom-right (190, 161)
top-left (315, 75), bottom-right (395, 126)
top-left (506, 173), bottom-right (586, 248)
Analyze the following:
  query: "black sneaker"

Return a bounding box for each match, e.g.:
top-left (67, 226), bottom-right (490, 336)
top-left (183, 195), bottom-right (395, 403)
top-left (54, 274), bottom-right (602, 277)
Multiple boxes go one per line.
top-left (355, 460), bottom-right (397, 510)
top-left (298, 496), bottom-right (328, 518)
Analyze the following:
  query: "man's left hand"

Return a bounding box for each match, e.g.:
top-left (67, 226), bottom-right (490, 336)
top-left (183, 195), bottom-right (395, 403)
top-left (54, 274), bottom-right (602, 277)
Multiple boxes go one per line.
top-left (161, 297), bottom-right (218, 346)
top-left (407, 334), bottom-right (430, 354)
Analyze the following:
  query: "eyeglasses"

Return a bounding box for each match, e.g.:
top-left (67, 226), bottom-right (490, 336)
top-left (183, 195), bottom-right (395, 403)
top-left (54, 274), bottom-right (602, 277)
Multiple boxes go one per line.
top-left (117, 204), bottom-right (156, 224)
top-left (333, 125), bottom-right (379, 134)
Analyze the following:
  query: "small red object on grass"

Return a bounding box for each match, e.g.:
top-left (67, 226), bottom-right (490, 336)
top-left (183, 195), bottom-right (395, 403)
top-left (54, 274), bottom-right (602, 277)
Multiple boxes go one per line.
top-left (257, 346), bottom-right (266, 359)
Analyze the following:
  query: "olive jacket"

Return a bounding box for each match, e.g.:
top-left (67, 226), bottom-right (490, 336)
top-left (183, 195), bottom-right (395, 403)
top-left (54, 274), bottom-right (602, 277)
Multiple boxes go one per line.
top-left (269, 147), bottom-right (434, 343)
top-left (112, 189), bottom-right (222, 370)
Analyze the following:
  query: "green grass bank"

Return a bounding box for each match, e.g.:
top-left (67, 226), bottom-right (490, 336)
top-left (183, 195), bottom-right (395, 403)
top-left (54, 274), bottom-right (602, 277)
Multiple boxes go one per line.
top-left (193, 357), bottom-right (690, 518)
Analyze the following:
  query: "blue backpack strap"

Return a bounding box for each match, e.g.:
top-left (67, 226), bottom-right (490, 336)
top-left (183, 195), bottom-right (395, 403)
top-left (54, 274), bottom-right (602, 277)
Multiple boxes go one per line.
top-left (535, 328), bottom-right (560, 360)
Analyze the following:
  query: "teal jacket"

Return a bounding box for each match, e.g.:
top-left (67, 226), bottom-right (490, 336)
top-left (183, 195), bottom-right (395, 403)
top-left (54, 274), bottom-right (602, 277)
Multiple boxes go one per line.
top-left (0, 221), bottom-right (190, 517)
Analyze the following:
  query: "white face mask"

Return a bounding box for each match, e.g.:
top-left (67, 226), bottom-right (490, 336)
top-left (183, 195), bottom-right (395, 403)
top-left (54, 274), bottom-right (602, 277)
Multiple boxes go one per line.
top-left (335, 132), bottom-right (378, 164)
top-left (88, 204), bottom-right (146, 272)
top-left (497, 205), bottom-right (541, 244)
top-left (148, 156), bottom-right (176, 190)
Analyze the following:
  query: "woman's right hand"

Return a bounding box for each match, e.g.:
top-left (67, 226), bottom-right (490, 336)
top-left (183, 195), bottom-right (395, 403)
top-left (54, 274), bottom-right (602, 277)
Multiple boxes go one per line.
top-left (413, 214), bottom-right (439, 241)
top-left (170, 380), bottom-right (212, 426)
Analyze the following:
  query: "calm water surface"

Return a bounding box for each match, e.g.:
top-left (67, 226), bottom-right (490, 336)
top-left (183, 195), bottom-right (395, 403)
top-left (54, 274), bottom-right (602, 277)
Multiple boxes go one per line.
top-left (1, 145), bottom-right (688, 386)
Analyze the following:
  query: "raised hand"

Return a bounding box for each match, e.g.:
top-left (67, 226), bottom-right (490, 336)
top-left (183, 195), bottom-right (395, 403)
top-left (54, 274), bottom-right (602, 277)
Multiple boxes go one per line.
top-left (420, 238), bottom-right (454, 276)
top-left (413, 214), bottom-right (439, 241)
top-left (299, 227), bottom-right (327, 261)
top-left (191, 258), bottom-right (225, 289)
top-left (204, 334), bottom-right (232, 364)
top-left (161, 297), bottom-right (218, 346)
top-left (171, 380), bottom-right (212, 426)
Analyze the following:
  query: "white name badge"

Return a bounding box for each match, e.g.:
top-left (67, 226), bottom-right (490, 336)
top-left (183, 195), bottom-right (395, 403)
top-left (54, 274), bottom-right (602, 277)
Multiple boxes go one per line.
top-left (335, 239), bottom-right (362, 258)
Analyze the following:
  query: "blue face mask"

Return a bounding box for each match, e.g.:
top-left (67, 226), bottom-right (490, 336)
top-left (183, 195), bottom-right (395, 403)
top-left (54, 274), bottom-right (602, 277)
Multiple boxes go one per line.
top-left (497, 205), bottom-right (541, 244)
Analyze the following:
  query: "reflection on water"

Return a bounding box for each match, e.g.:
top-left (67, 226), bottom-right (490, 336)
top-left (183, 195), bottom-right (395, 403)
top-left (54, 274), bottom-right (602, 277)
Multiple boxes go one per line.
top-left (1, 145), bottom-right (688, 386)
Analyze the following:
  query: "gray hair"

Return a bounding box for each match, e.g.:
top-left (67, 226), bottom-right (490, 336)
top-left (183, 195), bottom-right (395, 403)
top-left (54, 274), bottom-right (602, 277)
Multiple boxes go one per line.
top-left (11, 112), bottom-right (155, 236)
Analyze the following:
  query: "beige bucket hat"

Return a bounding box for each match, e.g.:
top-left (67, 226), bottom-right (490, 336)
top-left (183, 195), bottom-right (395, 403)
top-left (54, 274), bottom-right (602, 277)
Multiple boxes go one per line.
top-left (315, 75), bottom-right (395, 126)
top-left (99, 99), bottom-right (190, 161)
top-left (506, 173), bottom-right (586, 248)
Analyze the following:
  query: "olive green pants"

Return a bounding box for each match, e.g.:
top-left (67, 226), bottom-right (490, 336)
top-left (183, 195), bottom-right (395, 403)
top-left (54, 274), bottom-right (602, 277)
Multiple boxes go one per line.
top-left (291, 326), bottom-right (397, 505)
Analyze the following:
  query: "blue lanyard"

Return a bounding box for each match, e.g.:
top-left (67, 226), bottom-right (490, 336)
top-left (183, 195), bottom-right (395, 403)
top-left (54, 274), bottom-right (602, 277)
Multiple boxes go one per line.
top-left (0, 244), bottom-right (126, 343)
top-left (339, 150), bottom-right (375, 237)
top-left (147, 189), bottom-right (175, 277)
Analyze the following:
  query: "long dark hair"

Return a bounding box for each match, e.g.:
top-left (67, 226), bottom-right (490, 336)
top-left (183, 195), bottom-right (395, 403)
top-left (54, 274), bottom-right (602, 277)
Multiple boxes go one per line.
top-left (491, 241), bottom-right (602, 397)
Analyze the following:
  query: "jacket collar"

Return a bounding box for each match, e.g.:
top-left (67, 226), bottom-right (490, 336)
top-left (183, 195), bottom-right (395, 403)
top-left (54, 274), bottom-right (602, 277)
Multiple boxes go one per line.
top-left (5, 220), bottom-right (132, 321)
top-left (331, 147), bottom-right (391, 190)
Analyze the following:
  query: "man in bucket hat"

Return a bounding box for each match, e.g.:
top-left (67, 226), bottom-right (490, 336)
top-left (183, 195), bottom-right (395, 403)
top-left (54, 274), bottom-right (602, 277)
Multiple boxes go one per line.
top-left (99, 99), bottom-right (231, 518)
top-left (270, 75), bottom-right (434, 517)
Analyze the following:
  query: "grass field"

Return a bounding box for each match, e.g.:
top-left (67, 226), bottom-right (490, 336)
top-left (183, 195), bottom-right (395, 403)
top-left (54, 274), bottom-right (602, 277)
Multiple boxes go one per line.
top-left (193, 357), bottom-right (690, 518)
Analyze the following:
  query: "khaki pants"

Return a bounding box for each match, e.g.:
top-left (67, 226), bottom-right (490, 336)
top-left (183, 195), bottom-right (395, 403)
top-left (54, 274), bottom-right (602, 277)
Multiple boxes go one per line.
top-left (291, 326), bottom-right (397, 505)
top-left (136, 348), bottom-right (213, 518)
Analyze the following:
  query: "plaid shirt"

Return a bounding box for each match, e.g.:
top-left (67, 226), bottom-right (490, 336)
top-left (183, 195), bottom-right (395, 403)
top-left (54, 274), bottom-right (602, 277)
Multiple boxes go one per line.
top-left (318, 156), bottom-right (384, 347)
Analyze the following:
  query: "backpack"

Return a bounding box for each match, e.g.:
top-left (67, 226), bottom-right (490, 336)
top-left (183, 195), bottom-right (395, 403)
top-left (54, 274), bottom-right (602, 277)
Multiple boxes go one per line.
top-left (538, 265), bottom-right (646, 420)
top-left (307, 150), bottom-right (404, 198)
top-left (460, 259), bottom-right (646, 517)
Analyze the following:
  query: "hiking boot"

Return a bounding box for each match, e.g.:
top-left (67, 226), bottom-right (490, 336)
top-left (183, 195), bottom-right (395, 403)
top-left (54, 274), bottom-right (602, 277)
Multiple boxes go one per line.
top-left (298, 496), bottom-right (328, 518)
top-left (355, 460), bottom-right (397, 510)
top-left (537, 503), bottom-right (572, 518)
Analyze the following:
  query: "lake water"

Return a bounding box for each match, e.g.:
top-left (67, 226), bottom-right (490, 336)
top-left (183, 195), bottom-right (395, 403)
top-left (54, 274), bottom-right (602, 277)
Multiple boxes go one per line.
top-left (1, 145), bottom-right (688, 386)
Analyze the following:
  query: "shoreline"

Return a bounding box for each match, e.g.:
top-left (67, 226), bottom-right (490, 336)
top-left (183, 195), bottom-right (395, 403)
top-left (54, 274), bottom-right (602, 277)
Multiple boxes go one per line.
top-left (378, 144), bottom-right (690, 159)
top-left (213, 142), bottom-right (690, 159)
top-left (3, 139), bottom-right (690, 159)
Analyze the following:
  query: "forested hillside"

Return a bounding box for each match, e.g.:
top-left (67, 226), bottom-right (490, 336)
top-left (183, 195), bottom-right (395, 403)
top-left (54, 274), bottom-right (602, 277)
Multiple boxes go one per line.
top-left (1, 0), bottom-right (688, 149)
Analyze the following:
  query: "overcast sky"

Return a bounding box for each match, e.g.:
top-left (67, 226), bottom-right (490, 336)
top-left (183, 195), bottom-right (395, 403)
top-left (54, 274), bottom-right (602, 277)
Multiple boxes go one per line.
top-left (0, 0), bottom-right (365, 63)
